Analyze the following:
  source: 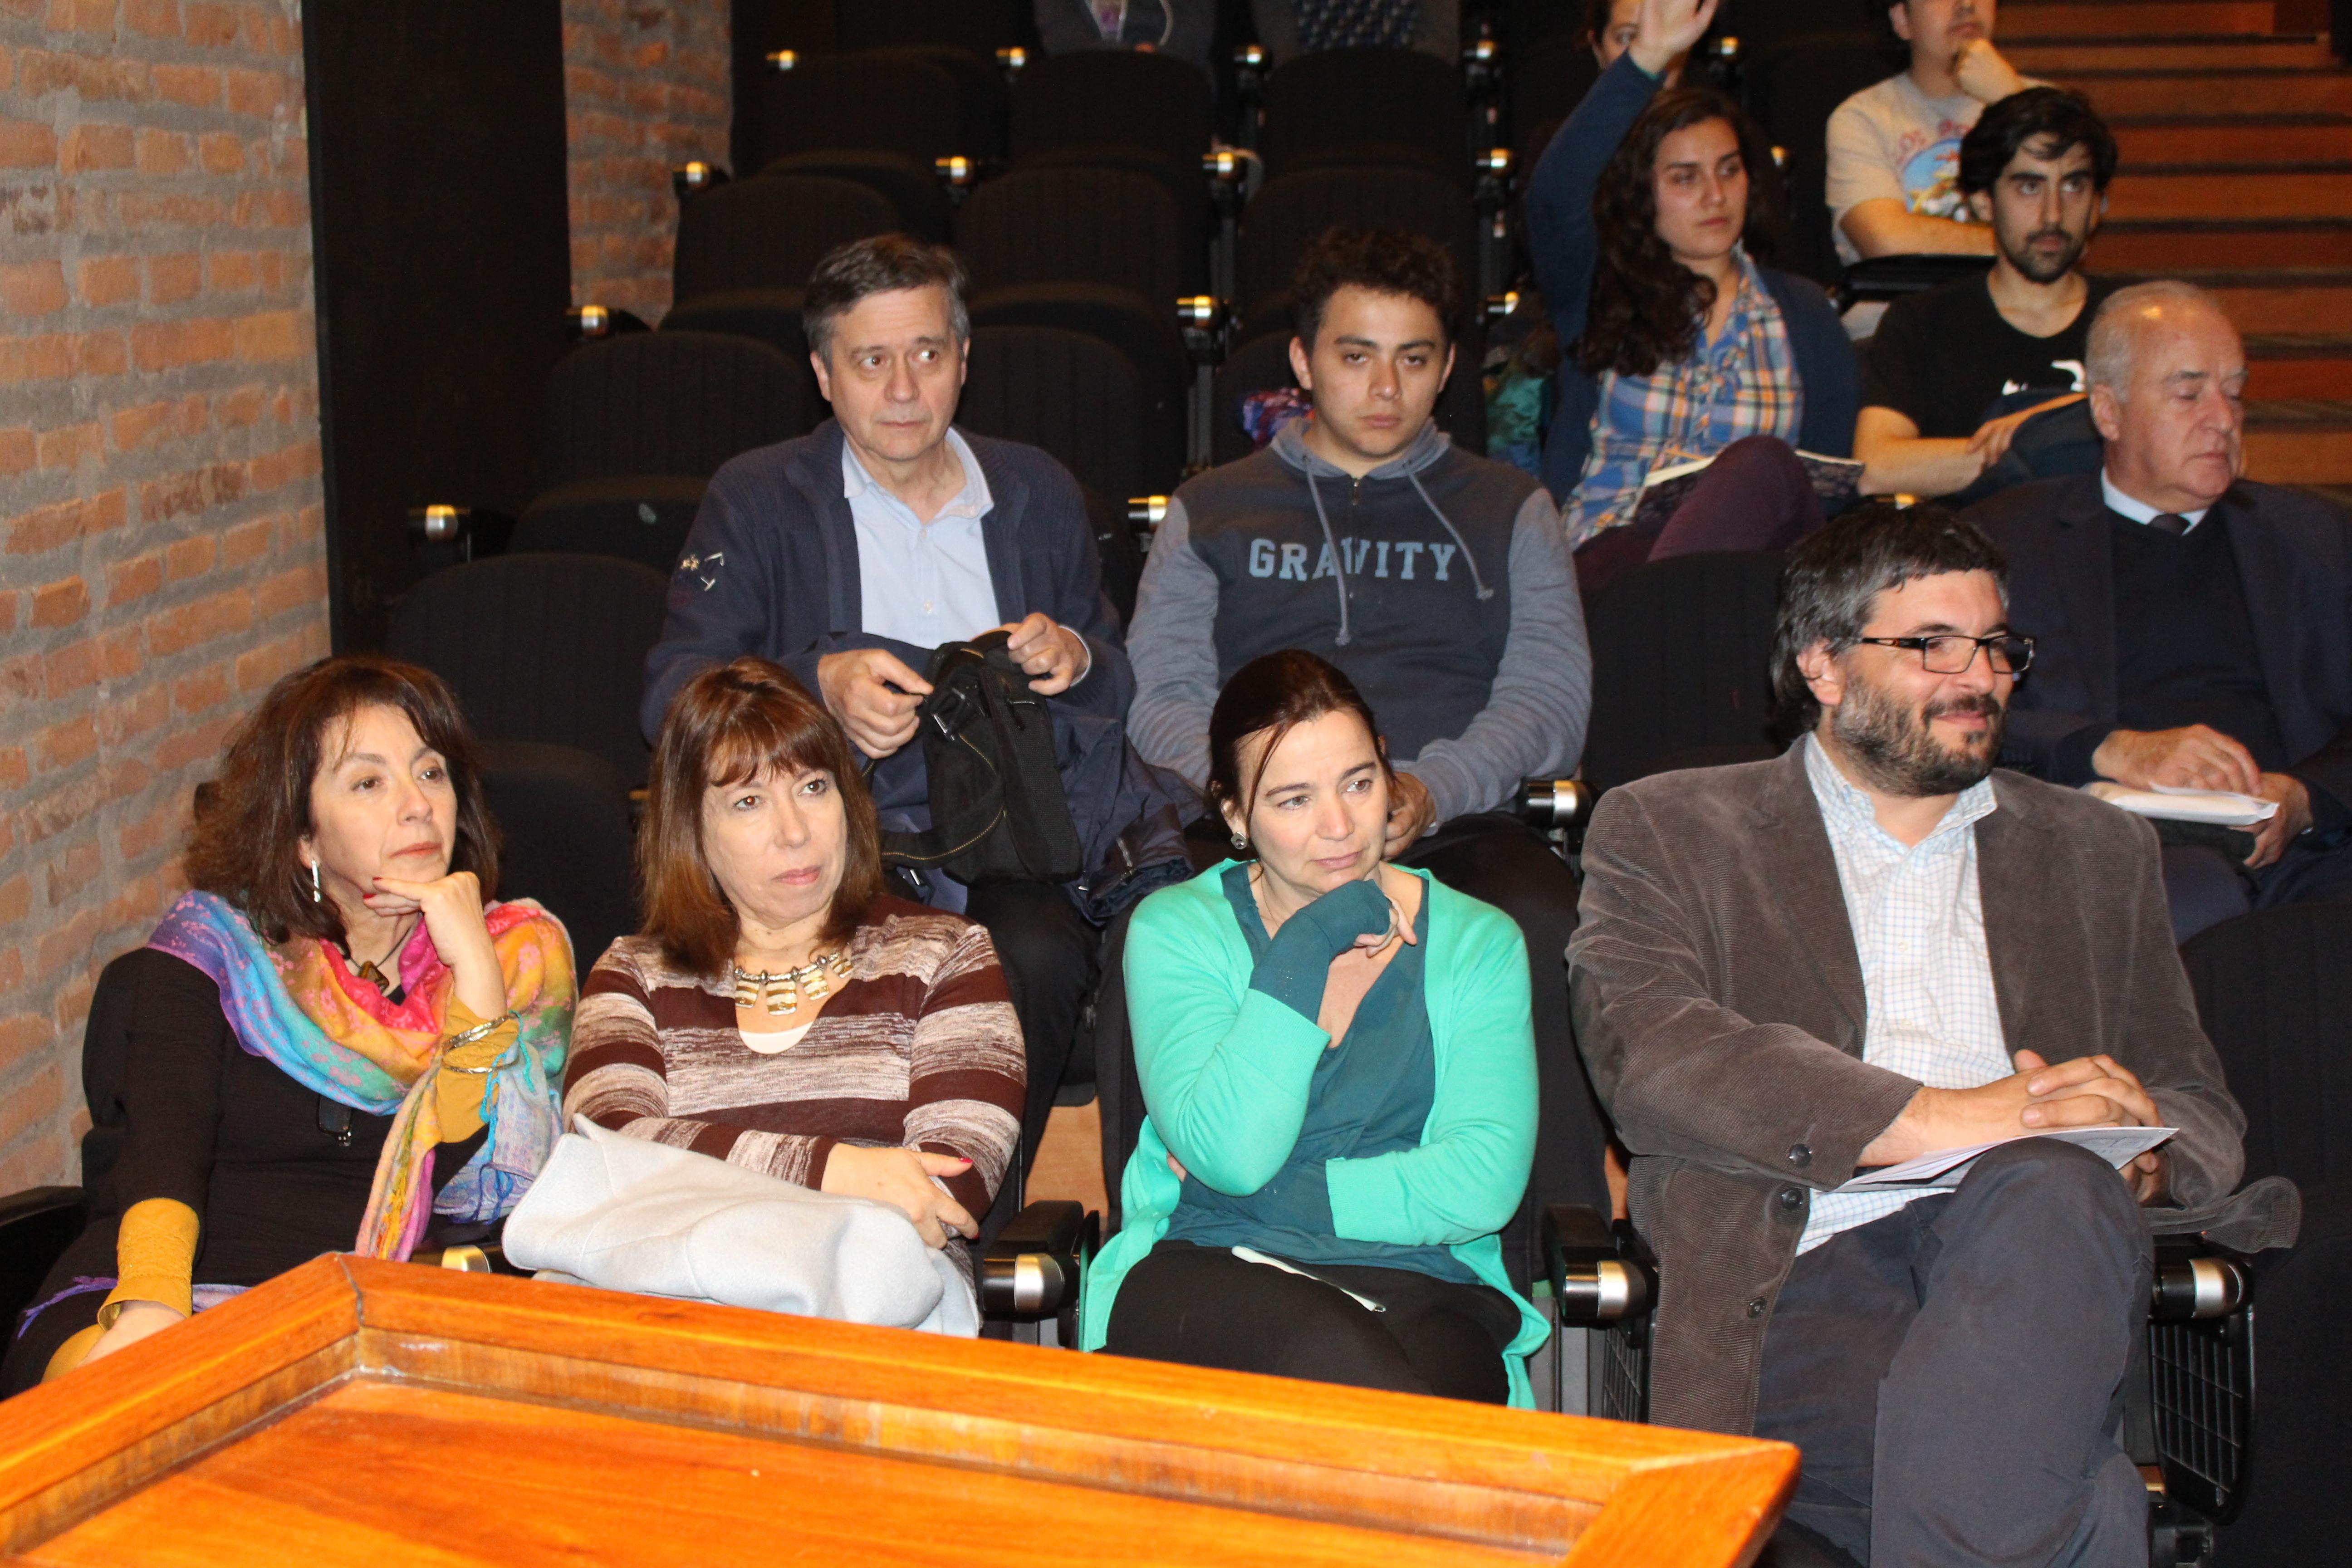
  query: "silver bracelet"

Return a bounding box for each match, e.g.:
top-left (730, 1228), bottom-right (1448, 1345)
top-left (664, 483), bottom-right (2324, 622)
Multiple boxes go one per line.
top-left (440, 1009), bottom-right (519, 1053)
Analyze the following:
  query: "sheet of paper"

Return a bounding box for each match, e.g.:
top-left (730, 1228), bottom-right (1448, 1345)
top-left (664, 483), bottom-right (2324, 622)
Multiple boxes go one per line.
top-left (1833, 1126), bottom-right (2176, 1193)
top-left (2082, 782), bottom-right (2277, 826)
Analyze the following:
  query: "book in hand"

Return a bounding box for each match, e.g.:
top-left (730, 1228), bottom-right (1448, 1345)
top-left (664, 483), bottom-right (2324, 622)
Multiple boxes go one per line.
top-left (1629, 448), bottom-right (1865, 533)
top-left (1832, 1126), bottom-right (2176, 1194)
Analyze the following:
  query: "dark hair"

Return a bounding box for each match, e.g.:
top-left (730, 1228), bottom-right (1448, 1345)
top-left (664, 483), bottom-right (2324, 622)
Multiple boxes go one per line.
top-left (1206, 651), bottom-right (1394, 849)
top-left (184, 655), bottom-right (500, 946)
top-left (1576, 88), bottom-right (1783, 379)
top-left (803, 234), bottom-right (969, 362)
top-left (1579, 0), bottom-right (1619, 49)
top-left (1771, 502), bottom-right (2010, 735)
top-left (1291, 227), bottom-right (1463, 348)
top-left (1957, 87), bottom-right (2117, 197)
top-left (638, 658), bottom-right (884, 974)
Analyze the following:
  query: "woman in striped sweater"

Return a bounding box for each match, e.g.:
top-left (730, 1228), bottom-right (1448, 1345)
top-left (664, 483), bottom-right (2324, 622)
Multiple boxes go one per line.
top-left (564, 659), bottom-right (1025, 1265)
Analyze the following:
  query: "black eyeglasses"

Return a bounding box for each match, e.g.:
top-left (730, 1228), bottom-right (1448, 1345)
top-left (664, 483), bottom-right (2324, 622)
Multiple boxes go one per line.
top-left (1851, 633), bottom-right (2035, 676)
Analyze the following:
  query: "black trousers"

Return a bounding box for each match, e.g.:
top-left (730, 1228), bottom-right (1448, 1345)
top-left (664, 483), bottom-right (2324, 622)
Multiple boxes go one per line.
top-left (1397, 813), bottom-right (1609, 1284)
top-left (1103, 1239), bottom-right (1521, 1403)
top-left (961, 879), bottom-right (1097, 1186)
top-left (1752, 1138), bottom-right (2154, 1568)
top-left (2161, 830), bottom-right (2352, 944)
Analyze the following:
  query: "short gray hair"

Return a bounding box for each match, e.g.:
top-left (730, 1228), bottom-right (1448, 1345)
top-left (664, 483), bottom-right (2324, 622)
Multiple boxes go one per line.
top-left (802, 234), bottom-right (970, 362)
top-left (2086, 279), bottom-right (2227, 399)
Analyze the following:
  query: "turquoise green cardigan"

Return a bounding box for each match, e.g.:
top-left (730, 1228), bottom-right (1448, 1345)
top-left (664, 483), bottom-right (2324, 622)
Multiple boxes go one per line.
top-left (1079, 861), bottom-right (1550, 1406)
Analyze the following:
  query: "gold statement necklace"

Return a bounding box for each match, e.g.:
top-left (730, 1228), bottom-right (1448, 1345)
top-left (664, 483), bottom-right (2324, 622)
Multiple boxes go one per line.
top-left (730, 951), bottom-right (853, 1015)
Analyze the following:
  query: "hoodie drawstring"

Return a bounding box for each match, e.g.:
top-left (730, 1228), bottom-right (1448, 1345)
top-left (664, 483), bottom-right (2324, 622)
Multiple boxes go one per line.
top-left (1303, 466), bottom-right (1354, 647)
top-left (1406, 470), bottom-right (1496, 601)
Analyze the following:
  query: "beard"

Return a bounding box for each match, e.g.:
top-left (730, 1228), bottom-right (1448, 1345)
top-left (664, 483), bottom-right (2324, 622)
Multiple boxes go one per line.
top-left (1831, 675), bottom-right (2007, 798)
top-left (1999, 221), bottom-right (2089, 285)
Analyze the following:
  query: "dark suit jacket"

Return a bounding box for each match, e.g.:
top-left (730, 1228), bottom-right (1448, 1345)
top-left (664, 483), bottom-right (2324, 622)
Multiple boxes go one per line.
top-left (1965, 473), bottom-right (2352, 815)
top-left (1566, 744), bottom-right (2286, 1437)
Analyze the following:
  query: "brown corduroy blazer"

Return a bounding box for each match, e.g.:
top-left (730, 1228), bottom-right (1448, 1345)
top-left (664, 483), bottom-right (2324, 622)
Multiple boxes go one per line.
top-left (1567, 742), bottom-right (2288, 1437)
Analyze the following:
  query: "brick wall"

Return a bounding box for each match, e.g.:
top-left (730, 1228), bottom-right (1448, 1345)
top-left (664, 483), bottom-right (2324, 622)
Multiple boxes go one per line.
top-left (563, 0), bottom-right (730, 323)
top-left (0, 0), bottom-right (326, 1191)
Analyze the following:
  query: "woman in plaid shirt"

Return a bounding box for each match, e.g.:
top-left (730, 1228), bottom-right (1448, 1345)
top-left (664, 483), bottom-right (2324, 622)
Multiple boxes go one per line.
top-left (1526, 0), bottom-right (1860, 596)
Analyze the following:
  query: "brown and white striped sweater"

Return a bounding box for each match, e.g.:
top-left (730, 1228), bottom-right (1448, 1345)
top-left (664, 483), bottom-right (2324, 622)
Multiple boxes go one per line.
top-left (565, 898), bottom-right (1025, 1226)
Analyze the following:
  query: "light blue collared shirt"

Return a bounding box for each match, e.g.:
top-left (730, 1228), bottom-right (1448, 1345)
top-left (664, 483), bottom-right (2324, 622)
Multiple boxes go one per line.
top-left (1798, 735), bottom-right (2012, 1254)
top-left (2101, 468), bottom-right (2210, 535)
top-left (845, 427), bottom-right (1000, 649)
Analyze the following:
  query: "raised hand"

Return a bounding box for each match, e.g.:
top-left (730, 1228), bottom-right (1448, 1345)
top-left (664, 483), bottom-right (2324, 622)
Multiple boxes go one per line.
top-left (1631, 0), bottom-right (1719, 78)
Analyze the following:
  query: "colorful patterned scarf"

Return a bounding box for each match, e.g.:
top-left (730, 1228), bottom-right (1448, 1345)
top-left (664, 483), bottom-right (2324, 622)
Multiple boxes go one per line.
top-left (147, 890), bottom-right (574, 1260)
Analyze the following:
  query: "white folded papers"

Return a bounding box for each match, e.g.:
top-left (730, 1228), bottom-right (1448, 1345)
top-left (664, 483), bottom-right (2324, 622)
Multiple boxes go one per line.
top-left (1833, 1126), bottom-right (2176, 1193)
top-left (2083, 781), bottom-right (2278, 827)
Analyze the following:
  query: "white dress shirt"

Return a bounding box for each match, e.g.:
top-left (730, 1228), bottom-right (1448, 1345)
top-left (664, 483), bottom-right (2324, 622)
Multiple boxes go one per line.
top-left (2101, 468), bottom-right (2210, 534)
top-left (845, 427), bottom-right (1001, 650)
top-left (1798, 735), bottom-right (2015, 1253)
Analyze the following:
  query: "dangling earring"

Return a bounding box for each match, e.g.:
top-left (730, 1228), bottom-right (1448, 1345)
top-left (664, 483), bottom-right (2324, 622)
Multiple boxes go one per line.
top-left (1229, 831), bottom-right (1247, 850)
top-left (308, 860), bottom-right (322, 903)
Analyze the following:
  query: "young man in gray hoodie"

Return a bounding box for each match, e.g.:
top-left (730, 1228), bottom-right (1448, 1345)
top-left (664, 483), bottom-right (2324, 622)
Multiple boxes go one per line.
top-left (1125, 228), bottom-right (1608, 1261)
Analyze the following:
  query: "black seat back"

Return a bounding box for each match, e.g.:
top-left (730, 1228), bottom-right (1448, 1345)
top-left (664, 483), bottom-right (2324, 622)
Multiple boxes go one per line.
top-left (1210, 323), bottom-right (1487, 464)
top-left (1235, 166), bottom-right (1477, 337)
top-left (672, 174), bottom-right (901, 304)
top-left (1582, 549), bottom-right (1785, 792)
top-left (1010, 49), bottom-right (1214, 172)
top-left (762, 50), bottom-right (960, 166)
top-left (958, 325), bottom-right (1154, 500)
top-left (2180, 903), bottom-right (2352, 1193)
top-left (836, 0), bottom-right (1031, 57)
top-left (384, 554), bottom-right (668, 791)
top-left (1744, 32), bottom-right (1891, 284)
top-left (538, 332), bottom-right (809, 489)
top-left (478, 739), bottom-right (637, 969)
top-left (1510, 35), bottom-right (1602, 155)
top-left (1261, 47), bottom-right (1466, 180)
top-left (956, 165), bottom-right (1192, 304)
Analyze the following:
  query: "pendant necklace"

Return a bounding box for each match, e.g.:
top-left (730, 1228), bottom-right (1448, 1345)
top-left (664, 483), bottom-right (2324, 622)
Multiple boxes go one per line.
top-left (731, 951), bottom-right (853, 1015)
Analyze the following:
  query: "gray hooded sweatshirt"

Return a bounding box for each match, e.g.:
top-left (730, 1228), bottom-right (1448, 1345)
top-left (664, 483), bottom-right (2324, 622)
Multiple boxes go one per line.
top-left (1126, 418), bottom-right (1591, 825)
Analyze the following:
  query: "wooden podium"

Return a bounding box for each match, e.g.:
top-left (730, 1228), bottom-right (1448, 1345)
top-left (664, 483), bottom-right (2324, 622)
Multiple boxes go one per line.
top-left (0, 1256), bottom-right (1793, 1566)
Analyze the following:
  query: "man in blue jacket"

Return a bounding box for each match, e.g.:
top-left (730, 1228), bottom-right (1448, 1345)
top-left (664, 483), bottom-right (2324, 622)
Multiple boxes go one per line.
top-left (642, 235), bottom-right (1136, 1183)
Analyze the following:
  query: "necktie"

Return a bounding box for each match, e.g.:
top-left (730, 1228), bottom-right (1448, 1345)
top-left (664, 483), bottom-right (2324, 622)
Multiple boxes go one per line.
top-left (2148, 512), bottom-right (2191, 536)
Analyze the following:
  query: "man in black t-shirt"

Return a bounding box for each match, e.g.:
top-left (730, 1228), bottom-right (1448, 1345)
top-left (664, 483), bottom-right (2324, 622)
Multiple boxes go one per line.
top-left (1856, 88), bottom-right (2117, 499)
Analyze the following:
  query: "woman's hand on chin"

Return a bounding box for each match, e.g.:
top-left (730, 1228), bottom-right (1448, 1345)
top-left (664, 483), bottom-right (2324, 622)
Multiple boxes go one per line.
top-left (83, 1301), bottom-right (186, 1366)
top-left (821, 1145), bottom-right (978, 1249)
top-left (372, 869), bottom-right (505, 1019)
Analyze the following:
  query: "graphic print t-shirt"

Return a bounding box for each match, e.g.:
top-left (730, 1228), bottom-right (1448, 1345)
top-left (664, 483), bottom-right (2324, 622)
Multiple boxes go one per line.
top-left (1826, 74), bottom-right (1990, 268)
top-left (1863, 274), bottom-right (2115, 438)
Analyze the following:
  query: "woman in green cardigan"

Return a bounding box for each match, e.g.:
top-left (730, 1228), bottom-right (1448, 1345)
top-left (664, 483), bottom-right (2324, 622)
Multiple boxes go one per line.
top-left (1082, 651), bottom-right (1549, 1406)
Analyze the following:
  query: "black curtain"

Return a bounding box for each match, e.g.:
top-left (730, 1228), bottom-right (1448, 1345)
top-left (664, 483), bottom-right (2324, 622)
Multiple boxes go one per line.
top-left (304, 0), bottom-right (572, 650)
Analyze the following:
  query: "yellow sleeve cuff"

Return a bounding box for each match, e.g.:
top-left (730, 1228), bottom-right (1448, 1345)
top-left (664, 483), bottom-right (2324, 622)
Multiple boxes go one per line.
top-left (434, 997), bottom-right (519, 1142)
top-left (102, 1197), bottom-right (199, 1325)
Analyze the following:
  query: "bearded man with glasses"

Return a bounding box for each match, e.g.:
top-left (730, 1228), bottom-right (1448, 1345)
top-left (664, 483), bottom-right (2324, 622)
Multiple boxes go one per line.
top-left (1567, 502), bottom-right (2283, 1567)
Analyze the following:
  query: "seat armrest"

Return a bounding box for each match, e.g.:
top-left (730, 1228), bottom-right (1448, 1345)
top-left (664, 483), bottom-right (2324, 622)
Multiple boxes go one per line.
top-left (1545, 1202), bottom-right (1655, 1325)
top-left (982, 1200), bottom-right (1098, 1321)
top-left (2150, 1238), bottom-right (2252, 1323)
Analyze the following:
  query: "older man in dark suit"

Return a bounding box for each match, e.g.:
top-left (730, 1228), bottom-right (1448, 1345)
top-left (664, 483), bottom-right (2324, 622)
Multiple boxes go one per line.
top-left (1569, 504), bottom-right (2288, 1568)
top-left (1965, 279), bottom-right (2352, 940)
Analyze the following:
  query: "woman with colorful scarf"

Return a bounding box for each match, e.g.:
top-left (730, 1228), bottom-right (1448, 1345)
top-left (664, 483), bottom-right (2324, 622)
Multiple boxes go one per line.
top-left (2, 656), bottom-right (573, 1393)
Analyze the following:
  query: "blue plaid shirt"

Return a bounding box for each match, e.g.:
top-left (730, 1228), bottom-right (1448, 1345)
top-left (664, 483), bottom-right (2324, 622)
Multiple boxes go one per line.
top-left (1563, 247), bottom-right (1803, 543)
